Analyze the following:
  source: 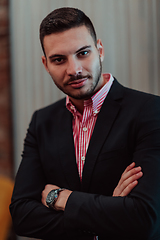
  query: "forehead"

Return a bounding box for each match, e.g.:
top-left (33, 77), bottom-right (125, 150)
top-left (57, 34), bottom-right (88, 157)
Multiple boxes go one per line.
top-left (43, 25), bottom-right (96, 56)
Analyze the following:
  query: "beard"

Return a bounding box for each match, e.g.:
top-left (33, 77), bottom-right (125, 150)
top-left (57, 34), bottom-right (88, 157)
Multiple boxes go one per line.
top-left (53, 57), bottom-right (102, 100)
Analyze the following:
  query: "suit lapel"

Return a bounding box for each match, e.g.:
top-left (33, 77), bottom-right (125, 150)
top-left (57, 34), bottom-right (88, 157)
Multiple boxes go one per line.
top-left (82, 80), bottom-right (124, 192)
top-left (57, 107), bottom-right (81, 190)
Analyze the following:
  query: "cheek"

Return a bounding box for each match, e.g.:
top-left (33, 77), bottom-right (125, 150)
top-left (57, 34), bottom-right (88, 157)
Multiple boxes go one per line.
top-left (82, 57), bottom-right (97, 73)
top-left (90, 53), bottom-right (100, 69)
top-left (48, 67), bottom-right (65, 83)
top-left (91, 58), bottom-right (101, 75)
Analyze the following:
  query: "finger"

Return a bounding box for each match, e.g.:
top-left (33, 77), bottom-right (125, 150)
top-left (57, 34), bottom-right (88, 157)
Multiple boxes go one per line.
top-left (117, 163), bottom-right (136, 186)
top-left (120, 180), bottom-right (138, 196)
top-left (113, 164), bottom-right (138, 196)
top-left (118, 166), bottom-right (142, 186)
top-left (123, 162), bottom-right (135, 173)
top-left (121, 162), bottom-right (136, 177)
top-left (41, 190), bottom-right (47, 206)
top-left (119, 171), bottom-right (143, 195)
top-left (113, 163), bottom-right (143, 197)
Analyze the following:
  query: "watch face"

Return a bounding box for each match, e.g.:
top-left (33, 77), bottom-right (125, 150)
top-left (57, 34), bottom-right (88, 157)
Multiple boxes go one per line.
top-left (46, 189), bottom-right (59, 207)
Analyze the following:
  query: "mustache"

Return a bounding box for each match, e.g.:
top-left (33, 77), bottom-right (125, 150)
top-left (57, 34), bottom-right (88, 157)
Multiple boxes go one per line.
top-left (67, 74), bottom-right (91, 83)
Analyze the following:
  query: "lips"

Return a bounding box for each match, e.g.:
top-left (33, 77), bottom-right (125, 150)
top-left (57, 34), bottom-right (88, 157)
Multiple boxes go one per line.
top-left (68, 78), bottom-right (88, 88)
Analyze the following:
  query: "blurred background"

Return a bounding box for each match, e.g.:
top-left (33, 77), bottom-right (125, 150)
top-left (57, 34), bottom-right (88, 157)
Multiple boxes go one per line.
top-left (0, 0), bottom-right (160, 239)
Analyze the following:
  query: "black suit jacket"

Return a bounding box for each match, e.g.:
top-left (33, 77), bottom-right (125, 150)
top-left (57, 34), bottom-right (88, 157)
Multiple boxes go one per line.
top-left (10, 79), bottom-right (160, 240)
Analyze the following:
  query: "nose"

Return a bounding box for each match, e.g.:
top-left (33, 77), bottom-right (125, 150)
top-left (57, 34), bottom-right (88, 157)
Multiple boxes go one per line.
top-left (66, 57), bottom-right (82, 76)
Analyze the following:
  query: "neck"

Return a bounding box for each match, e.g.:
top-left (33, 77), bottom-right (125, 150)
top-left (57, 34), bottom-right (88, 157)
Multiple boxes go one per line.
top-left (68, 74), bottom-right (108, 114)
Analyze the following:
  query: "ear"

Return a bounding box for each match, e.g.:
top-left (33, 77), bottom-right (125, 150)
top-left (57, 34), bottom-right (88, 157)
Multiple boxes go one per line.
top-left (97, 39), bottom-right (104, 62)
top-left (42, 56), bottom-right (50, 73)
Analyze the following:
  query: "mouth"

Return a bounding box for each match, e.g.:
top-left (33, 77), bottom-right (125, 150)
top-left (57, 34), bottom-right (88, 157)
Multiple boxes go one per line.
top-left (68, 78), bottom-right (88, 89)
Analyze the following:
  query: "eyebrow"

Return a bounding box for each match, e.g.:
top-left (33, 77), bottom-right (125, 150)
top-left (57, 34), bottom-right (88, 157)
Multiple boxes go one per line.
top-left (75, 45), bottom-right (91, 54)
top-left (48, 45), bottom-right (91, 60)
top-left (49, 54), bottom-right (65, 60)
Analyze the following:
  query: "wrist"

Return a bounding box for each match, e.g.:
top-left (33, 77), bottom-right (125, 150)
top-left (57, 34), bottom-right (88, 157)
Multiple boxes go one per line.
top-left (46, 188), bottom-right (65, 209)
top-left (54, 189), bottom-right (72, 211)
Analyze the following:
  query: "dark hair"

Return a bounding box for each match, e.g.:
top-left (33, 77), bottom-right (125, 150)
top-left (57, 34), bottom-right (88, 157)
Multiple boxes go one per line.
top-left (39, 7), bottom-right (97, 55)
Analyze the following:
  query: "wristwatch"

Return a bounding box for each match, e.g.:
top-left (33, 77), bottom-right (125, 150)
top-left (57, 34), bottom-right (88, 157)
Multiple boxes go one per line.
top-left (46, 188), bottom-right (65, 209)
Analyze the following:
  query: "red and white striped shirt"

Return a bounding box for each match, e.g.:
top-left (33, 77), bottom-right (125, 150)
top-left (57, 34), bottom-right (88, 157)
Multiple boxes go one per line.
top-left (66, 73), bottom-right (114, 180)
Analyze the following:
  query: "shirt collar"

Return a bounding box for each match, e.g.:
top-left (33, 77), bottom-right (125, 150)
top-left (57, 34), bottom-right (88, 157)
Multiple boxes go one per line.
top-left (66, 73), bottom-right (114, 116)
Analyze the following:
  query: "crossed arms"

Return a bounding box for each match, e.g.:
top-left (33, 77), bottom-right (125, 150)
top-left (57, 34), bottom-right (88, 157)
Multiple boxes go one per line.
top-left (41, 162), bottom-right (143, 211)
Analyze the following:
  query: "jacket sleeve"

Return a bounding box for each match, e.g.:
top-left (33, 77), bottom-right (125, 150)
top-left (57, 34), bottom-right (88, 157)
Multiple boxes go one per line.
top-left (10, 111), bottom-right (68, 240)
top-left (63, 95), bottom-right (160, 239)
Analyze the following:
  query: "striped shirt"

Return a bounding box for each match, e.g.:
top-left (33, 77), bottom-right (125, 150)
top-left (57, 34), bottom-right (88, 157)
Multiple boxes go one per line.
top-left (66, 73), bottom-right (114, 180)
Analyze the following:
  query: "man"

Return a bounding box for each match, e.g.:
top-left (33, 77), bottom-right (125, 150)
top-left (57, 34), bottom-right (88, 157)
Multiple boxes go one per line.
top-left (10, 7), bottom-right (160, 240)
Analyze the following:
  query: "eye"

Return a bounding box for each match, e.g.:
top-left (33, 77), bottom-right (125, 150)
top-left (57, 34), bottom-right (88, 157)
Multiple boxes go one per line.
top-left (52, 57), bottom-right (65, 64)
top-left (78, 50), bottom-right (89, 57)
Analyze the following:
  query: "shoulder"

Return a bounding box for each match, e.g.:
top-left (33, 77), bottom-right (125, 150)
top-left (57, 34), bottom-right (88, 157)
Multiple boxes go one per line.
top-left (38, 97), bottom-right (67, 115)
top-left (111, 78), bottom-right (160, 106)
top-left (30, 97), bottom-right (69, 125)
top-left (38, 97), bottom-right (66, 113)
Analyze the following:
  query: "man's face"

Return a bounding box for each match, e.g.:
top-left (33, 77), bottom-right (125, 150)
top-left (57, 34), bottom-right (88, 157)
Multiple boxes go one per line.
top-left (42, 25), bottom-right (104, 100)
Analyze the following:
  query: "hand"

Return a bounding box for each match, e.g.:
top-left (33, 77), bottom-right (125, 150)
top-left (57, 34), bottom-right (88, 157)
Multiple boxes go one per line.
top-left (41, 184), bottom-right (72, 211)
top-left (113, 162), bottom-right (143, 197)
